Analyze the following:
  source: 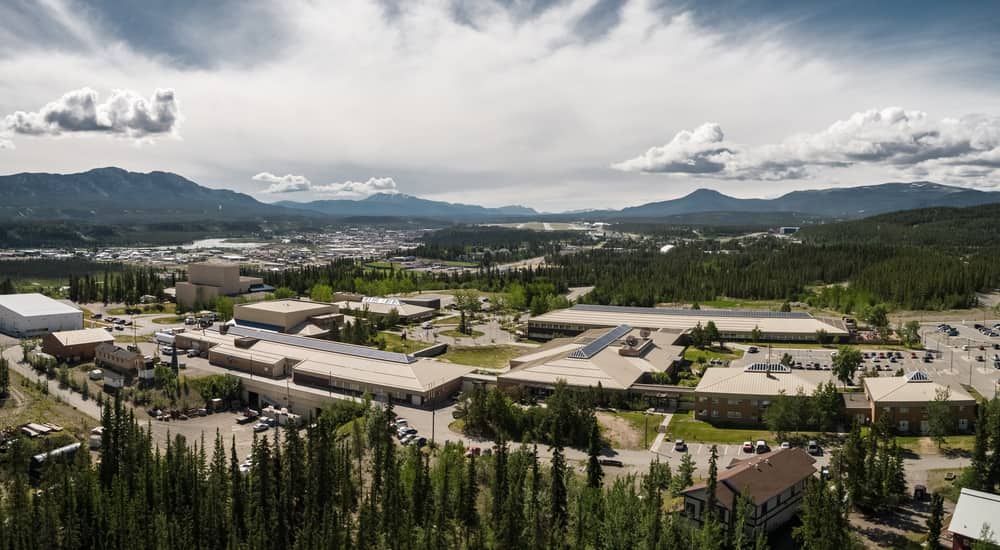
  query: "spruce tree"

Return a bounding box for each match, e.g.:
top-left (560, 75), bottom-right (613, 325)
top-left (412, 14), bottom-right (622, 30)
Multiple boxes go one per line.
top-left (927, 492), bottom-right (944, 549)
top-left (586, 419), bottom-right (604, 488)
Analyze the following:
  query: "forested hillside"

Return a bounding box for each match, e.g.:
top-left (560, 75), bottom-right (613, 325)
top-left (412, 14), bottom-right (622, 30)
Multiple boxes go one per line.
top-left (799, 203), bottom-right (1000, 248)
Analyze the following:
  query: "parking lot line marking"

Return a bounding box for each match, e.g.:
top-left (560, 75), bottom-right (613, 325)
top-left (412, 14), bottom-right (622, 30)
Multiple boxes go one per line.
top-left (723, 446), bottom-right (729, 455)
top-left (696, 444), bottom-right (704, 454)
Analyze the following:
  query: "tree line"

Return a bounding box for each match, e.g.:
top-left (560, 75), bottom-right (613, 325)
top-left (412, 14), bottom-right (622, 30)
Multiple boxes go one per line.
top-left (0, 393), bottom-right (788, 550)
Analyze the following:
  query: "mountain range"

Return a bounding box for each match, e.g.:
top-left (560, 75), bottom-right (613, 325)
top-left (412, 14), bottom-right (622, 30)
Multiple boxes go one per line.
top-left (2, 167), bottom-right (999, 224)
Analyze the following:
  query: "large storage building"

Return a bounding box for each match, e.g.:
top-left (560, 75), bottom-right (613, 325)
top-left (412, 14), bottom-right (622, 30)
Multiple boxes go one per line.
top-left (0, 293), bottom-right (83, 337)
top-left (175, 261), bottom-right (266, 308)
top-left (335, 296), bottom-right (435, 323)
top-left (527, 304), bottom-right (848, 342)
top-left (41, 328), bottom-right (114, 361)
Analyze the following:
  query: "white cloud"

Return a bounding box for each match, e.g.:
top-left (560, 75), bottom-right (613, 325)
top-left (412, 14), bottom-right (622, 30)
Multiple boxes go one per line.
top-left (0, 1), bottom-right (997, 208)
top-left (253, 172), bottom-right (312, 193)
top-left (614, 107), bottom-right (1000, 183)
top-left (256, 172), bottom-right (398, 198)
top-left (2, 87), bottom-right (180, 143)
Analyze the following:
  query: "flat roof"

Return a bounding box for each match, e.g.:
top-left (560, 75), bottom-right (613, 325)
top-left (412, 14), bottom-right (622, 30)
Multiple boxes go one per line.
top-left (336, 300), bottom-right (433, 317)
top-left (530, 304), bottom-right (848, 335)
top-left (50, 328), bottom-right (115, 347)
top-left (235, 299), bottom-right (334, 314)
top-left (0, 293), bottom-right (81, 317)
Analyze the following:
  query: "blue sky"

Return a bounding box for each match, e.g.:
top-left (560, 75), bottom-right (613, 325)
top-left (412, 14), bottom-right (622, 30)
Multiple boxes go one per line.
top-left (1, 0), bottom-right (998, 210)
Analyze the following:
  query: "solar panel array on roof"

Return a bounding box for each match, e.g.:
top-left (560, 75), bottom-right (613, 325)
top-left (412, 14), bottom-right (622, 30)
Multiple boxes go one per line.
top-left (568, 324), bottom-right (632, 359)
top-left (227, 325), bottom-right (416, 364)
top-left (744, 363), bottom-right (791, 373)
top-left (362, 297), bottom-right (401, 306)
top-left (571, 304), bottom-right (812, 319)
top-left (906, 371), bottom-right (931, 382)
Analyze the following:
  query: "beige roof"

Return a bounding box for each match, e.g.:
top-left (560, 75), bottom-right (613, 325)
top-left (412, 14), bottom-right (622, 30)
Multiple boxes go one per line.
top-left (336, 300), bottom-right (433, 317)
top-left (209, 343), bottom-right (286, 366)
top-left (694, 366), bottom-right (828, 397)
top-left (294, 356), bottom-right (472, 393)
top-left (530, 305), bottom-right (848, 336)
top-left (236, 299), bottom-right (334, 314)
top-left (500, 327), bottom-right (683, 390)
top-left (50, 328), bottom-right (115, 347)
top-left (181, 327), bottom-right (470, 394)
top-left (864, 373), bottom-right (975, 404)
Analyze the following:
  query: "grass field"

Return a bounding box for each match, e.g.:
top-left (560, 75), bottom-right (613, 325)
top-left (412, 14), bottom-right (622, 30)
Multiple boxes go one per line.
top-left (614, 411), bottom-right (662, 449)
top-left (1, 371), bottom-right (97, 440)
top-left (378, 332), bottom-right (433, 354)
top-left (440, 345), bottom-right (525, 369)
top-left (431, 315), bottom-right (460, 326)
top-left (683, 346), bottom-right (744, 363)
top-left (440, 329), bottom-right (485, 339)
top-left (665, 411), bottom-right (827, 446)
top-left (924, 468), bottom-right (966, 502)
top-left (106, 303), bottom-right (177, 315)
top-left (895, 434), bottom-right (975, 453)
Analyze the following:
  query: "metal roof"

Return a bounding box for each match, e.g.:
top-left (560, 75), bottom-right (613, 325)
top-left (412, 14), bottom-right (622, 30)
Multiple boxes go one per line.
top-left (572, 304), bottom-right (812, 319)
top-left (227, 325), bottom-right (416, 364)
top-left (568, 324), bottom-right (631, 359)
top-left (950, 489), bottom-right (1000, 542)
top-left (0, 293), bottom-right (81, 317)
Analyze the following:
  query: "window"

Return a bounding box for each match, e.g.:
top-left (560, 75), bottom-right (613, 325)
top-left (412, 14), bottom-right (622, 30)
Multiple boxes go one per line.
top-left (711, 410), bottom-right (720, 417)
top-left (898, 420), bottom-right (909, 432)
top-left (899, 407), bottom-right (909, 414)
top-left (958, 418), bottom-right (969, 430)
top-left (711, 398), bottom-right (720, 404)
top-left (728, 399), bottom-right (741, 405)
top-left (727, 411), bottom-right (742, 419)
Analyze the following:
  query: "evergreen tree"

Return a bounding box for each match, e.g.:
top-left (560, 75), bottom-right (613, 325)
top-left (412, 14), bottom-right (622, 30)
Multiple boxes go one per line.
top-left (927, 492), bottom-right (944, 549)
top-left (586, 420), bottom-right (603, 488)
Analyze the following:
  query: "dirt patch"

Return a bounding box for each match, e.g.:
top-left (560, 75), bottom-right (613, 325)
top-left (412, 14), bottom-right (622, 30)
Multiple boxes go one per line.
top-left (596, 412), bottom-right (641, 449)
top-left (849, 500), bottom-right (950, 549)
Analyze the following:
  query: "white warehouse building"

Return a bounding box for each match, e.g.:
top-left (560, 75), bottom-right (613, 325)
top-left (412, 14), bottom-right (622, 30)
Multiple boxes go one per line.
top-left (0, 293), bottom-right (84, 337)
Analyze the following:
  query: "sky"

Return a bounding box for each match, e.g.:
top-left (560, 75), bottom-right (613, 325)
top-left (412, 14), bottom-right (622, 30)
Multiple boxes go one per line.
top-left (0, 0), bottom-right (998, 212)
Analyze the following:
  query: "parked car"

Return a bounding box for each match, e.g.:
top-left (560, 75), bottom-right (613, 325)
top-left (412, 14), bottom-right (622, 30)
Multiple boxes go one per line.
top-left (755, 440), bottom-right (770, 454)
top-left (252, 422), bottom-right (269, 433)
top-left (780, 442), bottom-right (791, 449)
top-left (674, 439), bottom-right (687, 452)
top-left (747, 346), bottom-right (758, 353)
top-left (741, 441), bottom-right (754, 453)
top-left (807, 440), bottom-right (821, 455)
top-left (187, 349), bottom-right (199, 357)
top-left (599, 458), bottom-right (624, 467)
top-left (88, 369), bottom-right (103, 380)
top-left (409, 436), bottom-right (428, 447)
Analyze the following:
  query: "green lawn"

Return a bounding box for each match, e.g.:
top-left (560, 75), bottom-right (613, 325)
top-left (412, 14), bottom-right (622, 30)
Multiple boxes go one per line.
top-left (377, 332), bottom-right (433, 354)
top-left (683, 346), bottom-right (744, 363)
top-left (431, 315), bottom-right (460, 326)
top-left (440, 345), bottom-right (526, 369)
top-left (665, 411), bottom-right (827, 446)
top-left (614, 411), bottom-right (662, 449)
top-left (440, 329), bottom-right (485, 339)
top-left (924, 467), bottom-right (966, 502)
top-left (439, 260), bottom-right (478, 267)
top-left (895, 434), bottom-right (975, 453)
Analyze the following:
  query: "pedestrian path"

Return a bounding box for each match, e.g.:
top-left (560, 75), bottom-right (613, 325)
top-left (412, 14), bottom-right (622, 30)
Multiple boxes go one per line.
top-left (649, 413), bottom-right (673, 455)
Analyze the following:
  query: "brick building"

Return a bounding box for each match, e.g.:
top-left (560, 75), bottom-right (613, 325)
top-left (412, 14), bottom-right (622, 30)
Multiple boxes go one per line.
top-left (863, 371), bottom-right (976, 434)
top-left (692, 363), bottom-right (826, 425)
top-left (41, 328), bottom-right (114, 362)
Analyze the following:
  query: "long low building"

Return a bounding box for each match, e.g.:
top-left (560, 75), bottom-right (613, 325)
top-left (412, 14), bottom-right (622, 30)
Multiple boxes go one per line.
top-left (233, 299), bottom-right (342, 336)
top-left (527, 304), bottom-right (848, 342)
top-left (335, 297), bottom-right (435, 323)
top-left (41, 328), bottom-right (114, 362)
top-left (0, 293), bottom-right (83, 337)
top-left (863, 371), bottom-right (976, 434)
top-left (500, 325), bottom-right (685, 392)
top-left (692, 363), bottom-right (832, 424)
top-left (174, 325), bottom-right (472, 405)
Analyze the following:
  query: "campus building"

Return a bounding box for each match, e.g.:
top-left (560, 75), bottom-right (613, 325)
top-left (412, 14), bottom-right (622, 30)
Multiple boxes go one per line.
top-left (335, 296), bottom-right (435, 324)
top-left (682, 448), bottom-right (816, 533)
top-left (94, 343), bottom-right (154, 388)
top-left (232, 299), bottom-right (342, 337)
top-left (175, 261), bottom-right (268, 308)
top-left (526, 304), bottom-right (848, 342)
top-left (41, 328), bottom-right (114, 362)
top-left (0, 293), bottom-right (83, 337)
top-left (499, 324), bottom-right (685, 393)
top-left (863, 372), bottom-right (976, 434)
top-left (691, 363), bottom-right (829, 425)
top-left (949, 488), bottom-right (1000, 549)
top-left (174, 325), bottom-right (472, 406)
